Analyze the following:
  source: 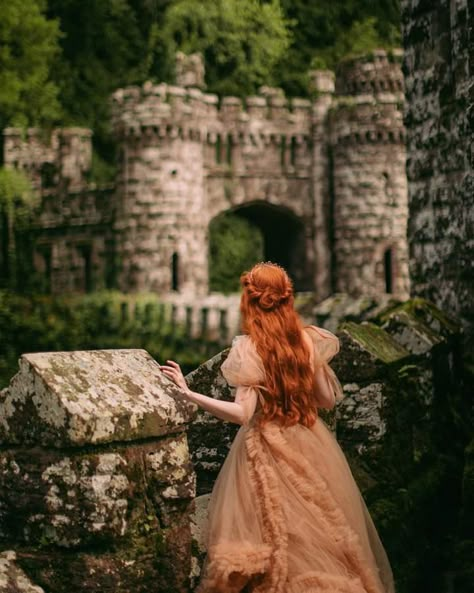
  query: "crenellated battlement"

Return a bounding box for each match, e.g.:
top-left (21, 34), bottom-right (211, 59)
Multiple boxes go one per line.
top-left (111, 82), bottom-right (315, 144)
top-left (3, 127), bottom-right (92, 192)
top-left (329, 50), bottom-right (405, 148)
top-left (335, 49), bottom-right (404, 97)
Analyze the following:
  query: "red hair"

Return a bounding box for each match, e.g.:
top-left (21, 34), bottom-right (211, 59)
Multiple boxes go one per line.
top-left (240, 263), bottom-right (317, 428)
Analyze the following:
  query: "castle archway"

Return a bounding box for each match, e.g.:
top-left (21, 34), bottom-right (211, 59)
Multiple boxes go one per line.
top-left (208, 201), bottom-right (310, 292)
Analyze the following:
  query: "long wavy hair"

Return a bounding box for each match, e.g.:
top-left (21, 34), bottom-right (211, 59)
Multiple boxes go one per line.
top-left (240, 262), bottom-right (317, 427)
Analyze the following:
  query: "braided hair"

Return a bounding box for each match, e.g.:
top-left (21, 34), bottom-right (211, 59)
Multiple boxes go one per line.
top-left (240, 262), bottom-right (317, 427)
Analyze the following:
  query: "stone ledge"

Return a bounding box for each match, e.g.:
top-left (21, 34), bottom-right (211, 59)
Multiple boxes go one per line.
top-left (0, 349), bottom-right (196, 448)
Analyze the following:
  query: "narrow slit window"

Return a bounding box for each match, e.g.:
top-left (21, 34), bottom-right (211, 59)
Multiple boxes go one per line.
top-left (290, 136), bottom-right (297, 167)
top-left (171, 252), bottom-right (179, 291)
top-left (384, 248), bottom-right (394, 294)
top-left (280, 135), bottom-right (287, 168)
top-left (215, 134), bottom-right (222, 164)
top-left (226, 134), bottom-right (233, 164)
top-left (80, 245), bottom-right (93, 293)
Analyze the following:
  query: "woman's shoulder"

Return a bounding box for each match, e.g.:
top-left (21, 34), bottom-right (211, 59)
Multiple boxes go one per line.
top-left (221, 334), bottom-right (264, 386)
top-left (303, 325), bottom-right (340, 362)
top-left (304, 324), bottom-right (337, 339)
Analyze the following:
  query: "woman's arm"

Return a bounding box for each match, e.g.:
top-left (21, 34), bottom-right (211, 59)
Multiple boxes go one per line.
top-left (159, 360), bottom-right (257, 425)
top-left (314, 365), bottom-right (337, 410)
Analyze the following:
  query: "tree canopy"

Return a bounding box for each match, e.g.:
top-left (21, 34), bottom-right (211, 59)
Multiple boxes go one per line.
top-left (0, 0), bottom-right (402, 160)
top-left (161, 0), bottom-right (292, 97)
top-left (0, 0), bottom-right (61, 130)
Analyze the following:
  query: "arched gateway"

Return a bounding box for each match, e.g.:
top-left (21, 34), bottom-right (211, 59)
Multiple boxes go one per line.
top-left (209, 202), bottom-right (310, 292)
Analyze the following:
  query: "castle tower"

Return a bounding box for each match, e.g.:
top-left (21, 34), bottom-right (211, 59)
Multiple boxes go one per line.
top-left (330, 50), bottom-right (410, 298)
top-left (111, 83), bottom-right (210, 295)
top-left (3, 128), bottom-right (92, 193)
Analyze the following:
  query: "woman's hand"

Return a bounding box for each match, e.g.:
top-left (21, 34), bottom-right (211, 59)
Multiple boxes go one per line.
top-left (159, 360), bottom-right (190, 395)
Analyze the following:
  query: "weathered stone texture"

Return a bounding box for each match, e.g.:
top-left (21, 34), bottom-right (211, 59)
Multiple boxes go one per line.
top-left (401, 0), bottom-right (474, 340)
top-left (0, 349), bottom-right (195, 447)
top-left (331, 52), bottom-right (409, 298)
top-left (0, 349), bottom-right (197, 593)
top-left (0, 551), bottom-right (45, 593)
top-left (185, 349), bottom-right (237, 496)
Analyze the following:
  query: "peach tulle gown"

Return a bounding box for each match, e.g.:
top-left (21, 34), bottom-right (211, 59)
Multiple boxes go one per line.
top-left (197, 326), bottom-right (395, 593)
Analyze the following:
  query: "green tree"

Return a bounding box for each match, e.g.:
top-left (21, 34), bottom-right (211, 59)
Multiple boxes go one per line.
top-left (46, 0), bottom-right (173, 173)
top-left (0, 0), bottom-right (61, 130)
top-left (0, 168), bottom-right (36, 291)
top-left (277, 0), bottom-right (401, 96)
top-left (209, 213), bottom-right (264, 293)
top-left (161, 0), bottom-right (292, 97)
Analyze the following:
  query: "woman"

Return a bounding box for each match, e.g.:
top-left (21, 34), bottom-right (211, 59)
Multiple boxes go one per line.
top-left (160, 262), bottom-right (394, 593)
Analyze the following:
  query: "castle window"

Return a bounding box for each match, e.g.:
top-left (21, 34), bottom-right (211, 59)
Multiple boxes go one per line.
top-left (290, 136), bottom-right (297, 167)
top-left (215, 134), bottom-right (222, 164)
top-left (384, 247), bottom-right (394, 294)
top-left (40, 163), bottom-right (57, 189)
top-left (79, 244), bottom-right (93, 293)
top-left (226, 134), bottom-right (233, 165)
top-left (36, 245), bottom-right (52, 294)
top-left (280, 135), bottom-right (287, 168)
top-left (171, 252), bottom-right (180, 291)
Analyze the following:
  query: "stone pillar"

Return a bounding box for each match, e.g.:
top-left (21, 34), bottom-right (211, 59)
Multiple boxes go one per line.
top-left (0, 349), bottom-right (197, 593)
top-left (310, 70), bottom-right (335, 299)
top-left (330, 51), bottom-right (410, 299)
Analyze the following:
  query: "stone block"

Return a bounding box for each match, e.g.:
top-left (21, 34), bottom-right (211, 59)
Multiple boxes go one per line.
top-left (185, 350), bottom-right (239, 495)
top-left (0, 350), bottom-right (197, 593)
top-left (333, 321), bottom-right (410, 382)
top-left (0, 433), bottom-right (195, 548)
top-left (0, 350), bottom-right (195, 448)
top-left (0, 551), bottom-right (44, 593)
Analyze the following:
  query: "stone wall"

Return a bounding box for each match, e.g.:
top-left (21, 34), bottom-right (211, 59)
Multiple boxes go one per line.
top-left (0, 299), bottom-right (468, 592)
top-left (3, 128), bottom-right (92, 193)
top-left (401, 0), bottom-right (474, 341)
top-left (0, 349), bottom-right (198, 593)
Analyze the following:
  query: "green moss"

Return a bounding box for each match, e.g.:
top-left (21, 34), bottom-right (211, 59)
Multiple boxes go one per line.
top-left (377, 298), bottom-right (461, 335)
top-left (340, 321), bottom-right (409, 363)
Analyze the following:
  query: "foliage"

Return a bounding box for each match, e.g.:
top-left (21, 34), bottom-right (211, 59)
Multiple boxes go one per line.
top-left (45, 0), bottom-right (173, 160)
top-left (209, 213), bottom-right (264, 293)
top-left (276, 0), bottom-right (401, 95)
top-left (0, 0), bottom-right (61, 130)
top-left (161, 0), bottom-right (291, 97)
top-left (0, 290), bottom-right (222, 389)
top-left (0, 168), bottom-right (36, 291)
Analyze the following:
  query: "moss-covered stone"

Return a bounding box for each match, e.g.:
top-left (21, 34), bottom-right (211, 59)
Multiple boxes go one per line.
top-left (333, 321), bottom-right (409, 383)
top-left (377, 297), bottom-right (461, 338)
top-left (340, 322), bottom-right (409, 363)
top-left (0, 349), bottom-right (196, 447)
top-left (185, 350), bottom-right (241, 495)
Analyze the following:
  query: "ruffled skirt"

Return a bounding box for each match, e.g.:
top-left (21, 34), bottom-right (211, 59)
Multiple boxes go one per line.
top-left (197, 418), bottom-right (394, 593)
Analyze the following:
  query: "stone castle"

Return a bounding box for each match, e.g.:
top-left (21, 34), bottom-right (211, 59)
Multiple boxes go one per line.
top-left (3, 50), bottom-right (410, 300)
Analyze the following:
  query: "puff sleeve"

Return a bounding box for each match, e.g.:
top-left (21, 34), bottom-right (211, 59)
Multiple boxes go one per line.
top-left (305, 325), bottom-right (344, 404)
top-left (220, 335), bottom-right (265, 388)
top-left (220, 335), bottom-right (265, 424)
